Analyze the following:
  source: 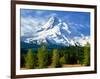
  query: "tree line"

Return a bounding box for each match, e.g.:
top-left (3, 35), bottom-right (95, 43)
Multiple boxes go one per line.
top-left (21, 43), bottom-right (90, 69)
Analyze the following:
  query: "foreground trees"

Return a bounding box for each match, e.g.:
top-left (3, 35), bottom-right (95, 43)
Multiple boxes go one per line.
top-left (25, 49), bottom-right (36, 69)
top-left (37, 45), bottom-right (48, 68)
top-left (52, 49), bottom-right (61, 67)
top-left (21, 43), bottom-right (90, 69)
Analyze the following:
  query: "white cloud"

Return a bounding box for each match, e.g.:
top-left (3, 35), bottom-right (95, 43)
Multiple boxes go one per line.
top-left (35, 11), bottom-right (45, 16)
top-left (21, 16), bottom-right (46, 36)
top-left (49, 13), bottom-right (57, 17)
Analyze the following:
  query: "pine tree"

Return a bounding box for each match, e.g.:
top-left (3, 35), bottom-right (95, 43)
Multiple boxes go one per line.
top-left (37, 44), bottom-right (48, 68)
top-left (60, 56), bottom-right (66, 65)
top-left (21, 54), bottom-right (25, 68)
top-left (52, 49), bottom-right (61, 67)
top-left (25, 49), bottom-right (36, 69)
top-left (83, 42), bottom-right (90, 66)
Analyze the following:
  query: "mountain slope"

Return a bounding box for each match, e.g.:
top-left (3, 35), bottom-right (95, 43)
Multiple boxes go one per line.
top-left (21, 16), bottom-right (90, 47)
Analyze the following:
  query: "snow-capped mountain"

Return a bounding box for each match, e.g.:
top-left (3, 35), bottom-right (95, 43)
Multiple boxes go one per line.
top-left (21, 16), bottom-right (90, 47)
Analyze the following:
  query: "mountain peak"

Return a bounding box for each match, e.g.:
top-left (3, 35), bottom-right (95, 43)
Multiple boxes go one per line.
top-left (22, 16), bottom-right (90, 47)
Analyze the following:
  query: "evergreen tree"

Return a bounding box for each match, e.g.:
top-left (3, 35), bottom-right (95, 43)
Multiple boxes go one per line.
top-left (25, 49), bottom-right (36, 69)
top-left (60, 56), bottom-right (66, 65)
top-left (52, 49), bottom-right (61, 67)
top-left (21, 54), bottom-right (25, 68)
top-left (37, 44), bottom-right (48, 68)
top-left (78, 47), bottom-right (84, 65)
top-left (83, 42), bottom-right (90, 66)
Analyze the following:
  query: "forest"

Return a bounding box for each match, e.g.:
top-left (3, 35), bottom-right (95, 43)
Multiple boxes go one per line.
top-left (20, 43), bottom-right (90, 69)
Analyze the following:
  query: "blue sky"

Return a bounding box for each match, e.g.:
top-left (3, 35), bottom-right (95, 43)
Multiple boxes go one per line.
top-left (20, 9), bottom-right (90, 37)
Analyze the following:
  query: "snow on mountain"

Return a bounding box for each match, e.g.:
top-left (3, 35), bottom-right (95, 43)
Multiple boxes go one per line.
top-left (22, 16), bottom-right (90, 46)
top-left (73, 36), bottom-right (90, 46)
top-left (62, 22), bottom-right (71, 34)
top-left (42, 16), bottom-right (54, 30)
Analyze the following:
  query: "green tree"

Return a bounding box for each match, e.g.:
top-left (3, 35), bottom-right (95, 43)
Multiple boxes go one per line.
top-left (52, 49), bottom-right (62, 67)
top-left (83, 42), bottom-right (90, 66)
top-left (78, 47), bottom-right (84, 65)
top-left (21, 53), bottom-right (25, 68)
top-left (60, 56), bottom-right (66, 65)
top-left (37, 44), bottom-right (48, 68)
top-left (25, 49), bottom-right (36, 69)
